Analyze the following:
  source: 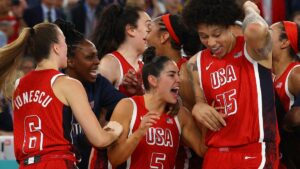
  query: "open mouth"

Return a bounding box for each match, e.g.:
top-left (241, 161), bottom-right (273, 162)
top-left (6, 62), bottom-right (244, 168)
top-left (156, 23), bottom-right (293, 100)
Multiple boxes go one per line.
top-left (170, 87), bottom-right (179, 95)
top-left (89, 69), bottom-right (97, 77)
top-left (211, 46), bottom-right (222, 56)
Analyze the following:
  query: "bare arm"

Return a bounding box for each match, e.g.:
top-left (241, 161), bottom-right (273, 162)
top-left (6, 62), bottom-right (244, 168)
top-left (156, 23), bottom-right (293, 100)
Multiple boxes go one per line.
top-left (108, 99), bottom-right (160, 166)
top-left (53, 76), bottom-right (122, 148)
top-left (98, 54), bottom-right (121, 86)
top-left (242, 1), bottom-right (272, 65)
top-left (186, 55), bottom-right (226, 131)
top-left (283, 67), bottom-right (300, 129)
top-left (179, 107), bottom-right (207, 156)
top-left (179, 62), bottom-right (196, 111)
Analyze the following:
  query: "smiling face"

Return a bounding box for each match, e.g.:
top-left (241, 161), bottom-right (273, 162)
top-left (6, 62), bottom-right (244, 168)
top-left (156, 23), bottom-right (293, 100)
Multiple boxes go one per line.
top-left (68, 40), bottom-right (99, 83)
top-left (270, 22), bottom-right (283, 60)
top-left (132, 11), bottom-right (151, 54)
top-left (146, 19), bottom-right (164, 55)
top-left (155, 60), bottom-right (180, 104)
top-left (55, 27), bottom-right (68, 68)
top-left (197, 24), bottom-right (235, 58)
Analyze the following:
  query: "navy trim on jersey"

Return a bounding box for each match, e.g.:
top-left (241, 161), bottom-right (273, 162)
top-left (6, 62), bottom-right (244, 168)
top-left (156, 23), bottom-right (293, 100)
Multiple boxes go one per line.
top-left (257, 64), bottom-right (278, 168)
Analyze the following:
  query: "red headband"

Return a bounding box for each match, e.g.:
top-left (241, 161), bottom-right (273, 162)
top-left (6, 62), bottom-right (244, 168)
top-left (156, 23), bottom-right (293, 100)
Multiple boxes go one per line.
top-left (161, 14), bottom-right (180, 45)
top-left (283, 21), bottom-right (299, 53)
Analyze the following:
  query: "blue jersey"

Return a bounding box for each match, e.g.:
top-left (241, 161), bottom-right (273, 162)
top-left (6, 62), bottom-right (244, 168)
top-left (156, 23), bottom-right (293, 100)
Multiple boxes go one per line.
top-left (68, 74), bottom-right (125, 169)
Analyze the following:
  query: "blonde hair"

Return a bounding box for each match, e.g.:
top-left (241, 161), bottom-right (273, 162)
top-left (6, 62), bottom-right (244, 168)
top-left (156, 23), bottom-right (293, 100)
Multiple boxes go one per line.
top-left (0, 22), bottom-right (59, 98)
top-left (0, 28), bottom-right (31, 98)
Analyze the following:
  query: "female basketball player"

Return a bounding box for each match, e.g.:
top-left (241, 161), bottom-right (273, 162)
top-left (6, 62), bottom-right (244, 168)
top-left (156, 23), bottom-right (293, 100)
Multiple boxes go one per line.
top-left (0, 23), bottom-right (122, 169)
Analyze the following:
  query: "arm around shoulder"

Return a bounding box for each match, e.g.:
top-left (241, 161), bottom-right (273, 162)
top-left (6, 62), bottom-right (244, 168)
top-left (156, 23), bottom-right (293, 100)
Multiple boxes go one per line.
top-left (108, 98), bottom-right (160, 166)
top-left (53, 76), bottom-right (122, 148)
top-left (108, 98), bottom-right (144, 166)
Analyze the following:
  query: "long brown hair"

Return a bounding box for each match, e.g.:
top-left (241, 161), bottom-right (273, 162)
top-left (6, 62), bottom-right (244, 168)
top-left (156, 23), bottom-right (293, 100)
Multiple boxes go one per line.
top-left (0, 23), bottom-right (59, 98)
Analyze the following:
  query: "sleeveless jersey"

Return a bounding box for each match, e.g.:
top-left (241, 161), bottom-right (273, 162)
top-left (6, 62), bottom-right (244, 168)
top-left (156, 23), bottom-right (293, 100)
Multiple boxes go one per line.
top-left (197, 36), bottom-right (279, 147)
top-left (125, 96), bottom-right (181, 169)
top-left (175, 57), bottom-right (199, 169)
top-left (176, 57), bottom-right (188, 70)
top-left (13, 69), bottom-right (75, 162)
top-left (273, 62), bottom-right (300, 113)
top-left (109, 51), bottom-right (143, 97)
top-left (273, 62), bottom-right (300, 168)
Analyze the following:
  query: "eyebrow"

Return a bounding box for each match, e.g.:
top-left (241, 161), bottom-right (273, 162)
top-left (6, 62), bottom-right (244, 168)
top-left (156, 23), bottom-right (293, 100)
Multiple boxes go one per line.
top-left (166, 70), bottom-right (177, 74)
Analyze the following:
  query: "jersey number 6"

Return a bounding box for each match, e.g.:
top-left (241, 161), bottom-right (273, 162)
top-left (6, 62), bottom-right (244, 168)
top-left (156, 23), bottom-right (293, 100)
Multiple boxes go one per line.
top-left (23, 115), bottom-right (44, 154)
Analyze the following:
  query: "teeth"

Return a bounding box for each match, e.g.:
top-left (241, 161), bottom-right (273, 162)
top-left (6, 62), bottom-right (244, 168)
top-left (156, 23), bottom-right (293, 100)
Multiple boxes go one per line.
top-left (90, 70), bottom-right (97, 76)
top-left (211, 47), bottom-right (220, 53)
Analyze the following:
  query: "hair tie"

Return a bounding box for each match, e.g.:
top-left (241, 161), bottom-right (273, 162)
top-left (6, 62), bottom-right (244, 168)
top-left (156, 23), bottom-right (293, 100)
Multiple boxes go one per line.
top-left (161, 14), bottom-right (181, 45)
top-left (30, 27), bottom-right (35, 36)
top-left (283, 21), bottom-right (299, 54)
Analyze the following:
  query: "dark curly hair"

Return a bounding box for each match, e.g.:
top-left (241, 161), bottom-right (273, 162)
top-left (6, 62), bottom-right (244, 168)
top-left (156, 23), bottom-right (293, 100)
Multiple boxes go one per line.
top-left (54, 19), bottom-right (85, 58)
top-left (154, 14), bottom-right (203, 55)
top-left (182, 0), bottom-right (244, 29)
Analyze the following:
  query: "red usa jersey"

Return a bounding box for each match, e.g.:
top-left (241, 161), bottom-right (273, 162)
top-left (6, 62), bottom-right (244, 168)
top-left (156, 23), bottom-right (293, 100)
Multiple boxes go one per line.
top-left (109, 51), bottom-right (143, 97)
top-left (176, 57), bottom-right (188, 70)
top-left (13, 69), bottom-right (75, 161)
top-left (197, 36), bottom-right (279, 147)
top-left (273, 62), bottom-right (300, 113)
top-left (124, 96), bottom-right (181, 169)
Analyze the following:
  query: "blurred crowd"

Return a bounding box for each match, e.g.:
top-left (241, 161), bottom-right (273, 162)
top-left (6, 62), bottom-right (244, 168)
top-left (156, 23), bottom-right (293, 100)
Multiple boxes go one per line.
top-left (0, 0), bottom-right (187, 134)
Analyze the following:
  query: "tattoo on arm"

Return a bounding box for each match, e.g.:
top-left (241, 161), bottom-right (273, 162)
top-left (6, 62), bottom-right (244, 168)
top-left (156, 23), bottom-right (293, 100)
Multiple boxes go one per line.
top-left (242, 9), bottom-right (268, 32)
top-left (187, 61), bottom-right (198, 99)
top-left (242, 9), bottom-right (272, 58)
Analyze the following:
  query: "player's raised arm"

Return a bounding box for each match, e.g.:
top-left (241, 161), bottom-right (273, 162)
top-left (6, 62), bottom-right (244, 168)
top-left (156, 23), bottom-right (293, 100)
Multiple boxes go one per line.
top-left (243, 1), bottom-right (272, 63)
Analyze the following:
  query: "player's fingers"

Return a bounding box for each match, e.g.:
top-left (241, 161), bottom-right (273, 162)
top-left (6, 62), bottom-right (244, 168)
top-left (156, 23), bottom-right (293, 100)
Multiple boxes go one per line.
top-left (211, 109), bottom-right (227, 127)
top-left (200, 114), bottom-right (221, 131)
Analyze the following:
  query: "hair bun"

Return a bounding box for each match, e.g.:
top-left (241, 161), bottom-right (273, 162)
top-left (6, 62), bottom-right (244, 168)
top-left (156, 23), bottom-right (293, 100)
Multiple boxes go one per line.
top-left (142, 47), bottom-right (156, 64)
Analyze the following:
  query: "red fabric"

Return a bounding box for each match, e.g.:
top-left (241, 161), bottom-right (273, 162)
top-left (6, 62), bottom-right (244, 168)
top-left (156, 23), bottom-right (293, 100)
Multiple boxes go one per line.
top-left (0, 15), bottom-right (20, 43)
top-left (256, 0), bottom-right (286, 23)
top-left (274, 62), bottom-right (300, 114)
top-left (19, 158), bottom-right (77, 169)
top-left (111, 51), bottom-right (143, 97)
top-left (283, 21), bottom-right (299, 53)
top-left (176, 57), bottom-right (187, 70)
top-left (198, 36), bottom-right (279, 147)
top-left (272, 0), bottom-right (286, 23)
top-left (88, 148), bottom-right (108, 169)
top-left (121, 96), bottom-right (180, 169)
top-left (13, 69), bottom-right (75, 162)
top-left (202, 143), bottom-right (279, 169)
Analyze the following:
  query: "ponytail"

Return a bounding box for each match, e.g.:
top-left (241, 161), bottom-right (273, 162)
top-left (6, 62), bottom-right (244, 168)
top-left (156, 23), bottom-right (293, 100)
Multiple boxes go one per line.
top-left (92, 4), bottom-right (121, 59)
top-left (0, 22), bottom-right (59, 98)
top-left (0, 28), bottom-right (31, 98)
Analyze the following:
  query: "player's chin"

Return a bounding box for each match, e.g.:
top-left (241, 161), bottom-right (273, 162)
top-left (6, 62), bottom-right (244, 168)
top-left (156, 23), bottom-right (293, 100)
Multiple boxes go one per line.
top-left (166, 97), bottom-right (178, 104)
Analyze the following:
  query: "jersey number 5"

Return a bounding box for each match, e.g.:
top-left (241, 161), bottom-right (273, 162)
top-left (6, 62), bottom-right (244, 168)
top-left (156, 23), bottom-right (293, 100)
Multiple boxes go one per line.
top-left (216, 89), bottom-right (237, 116)
top-left (150, 152), bottom-right (166, 169)
top-left (23, 115), bottom-right (44, 154)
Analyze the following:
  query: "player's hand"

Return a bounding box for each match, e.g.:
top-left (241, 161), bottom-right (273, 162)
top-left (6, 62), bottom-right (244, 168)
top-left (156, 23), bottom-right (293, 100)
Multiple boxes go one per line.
top-left (243, 1), bottom-right (260, 14)
top-left (192, 101), bottom-right (226, 131)
top-left (137, 111), bottom-right (160, 136)
top-left (104, 121), bottom-right (123, 138)
top-left (122, 69), bottom-right (144, 95)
